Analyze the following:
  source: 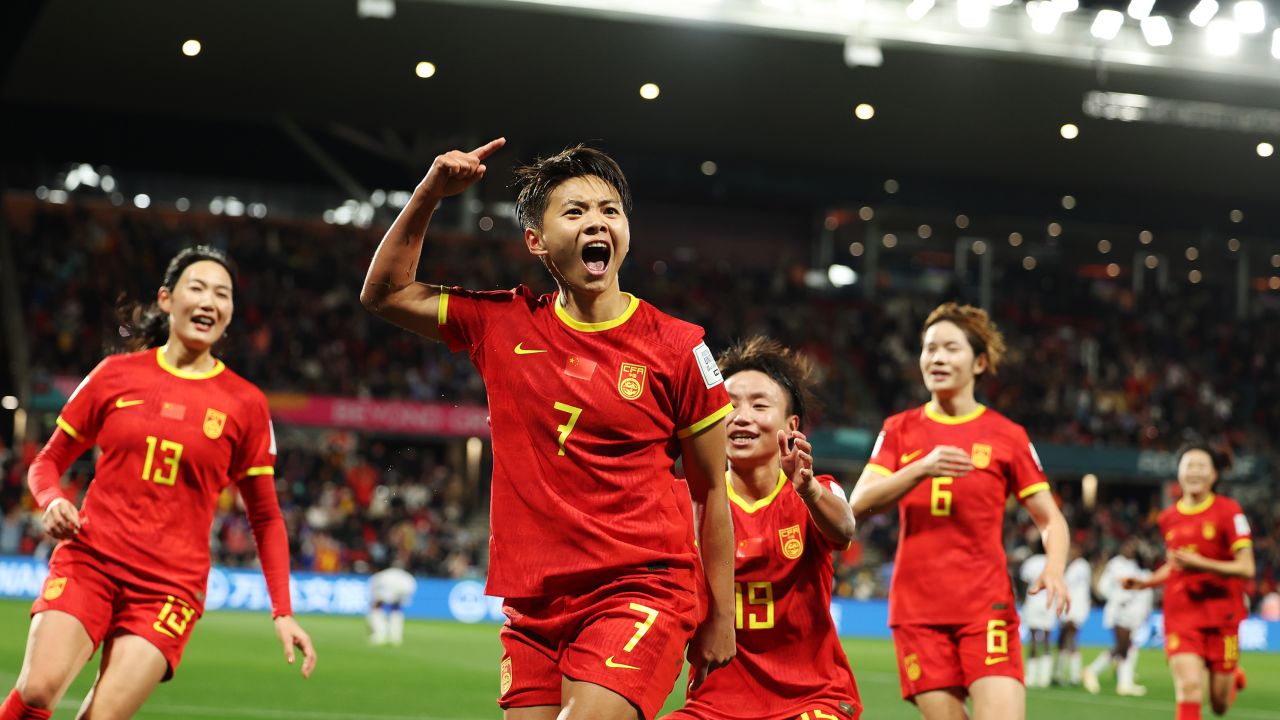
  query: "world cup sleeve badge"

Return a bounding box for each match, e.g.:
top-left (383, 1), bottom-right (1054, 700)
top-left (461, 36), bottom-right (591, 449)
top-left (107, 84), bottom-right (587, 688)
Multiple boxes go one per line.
top-left (617, 362), bottom-right (647, 401)
top-left (778, 524), bottom-right (804, 560)
top-left (43, 577), bottom-right (67, 601)
top-left (203, 408), bottom-right (227, 440)
top-left (971, 443), bottom-right (993, 469)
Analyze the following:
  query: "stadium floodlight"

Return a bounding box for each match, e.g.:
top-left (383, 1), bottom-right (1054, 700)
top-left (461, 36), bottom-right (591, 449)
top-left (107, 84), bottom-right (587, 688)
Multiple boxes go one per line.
top-left (990, 0), bottom-right (1014, 6)
top-left (356, 0), bottom-right (395, 19)
top-left (1141, 15), bottom-right (1174, 45)
top-left (843, 36), bottom-right (884, 66)
top-left (828, 264), bottom-right (858, 287)
top-left (1127, 0), bottom-right (1155, 20)
top-left (1189, 0), bottom-right (1219, 27)
top-left (1273, 27), bottom-right (1280, 57)
top-left (1027, 1), bottom-right (1064, 33)
top-left (1052, 0), bottom-right (1079, 13)
top-left (957, 0), bottom-right (991, 29)
top-left (1233, 1), bottom-right (1265, 33)
top-left (1259, 141), bottom-right (1275, 157)
top-left (1091, 9), bottom-right (1125, 39)
top-left (1206, 18), bottom-right (1241, 55)
top-left (906, 0), bottom-right (935, 21)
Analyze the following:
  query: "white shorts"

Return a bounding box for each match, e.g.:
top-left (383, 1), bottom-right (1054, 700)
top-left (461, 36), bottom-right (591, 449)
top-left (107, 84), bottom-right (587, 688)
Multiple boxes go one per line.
top-left (370, 573), bottom-right (417, 606)
top-left (1022, 598), bottom-right (1058, 632)
top-left (1103, 600), bottom-right (1150, 630)
top-left (1064, 598), bottom-right (1091, 627)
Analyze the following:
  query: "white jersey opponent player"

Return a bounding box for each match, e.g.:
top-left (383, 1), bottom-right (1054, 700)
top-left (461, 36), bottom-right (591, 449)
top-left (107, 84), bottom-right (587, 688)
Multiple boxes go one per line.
top-left (1084, 540), bottom-right (1153, 696)
top-left (369, 566), bottom-right (418, 646)
top-left (1019, 551), bottom-right (1055, 688)
top-left (1055, 544), bottom-right (1092, 685)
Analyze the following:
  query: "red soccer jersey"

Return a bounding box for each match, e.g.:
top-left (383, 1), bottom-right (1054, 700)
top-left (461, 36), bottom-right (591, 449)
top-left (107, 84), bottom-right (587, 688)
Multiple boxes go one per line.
top-left (439, 286), bottom-right (732, 598)
top-left (50, 349), bottom-right (280, 610)
top-left (680, 471), bottom-right (861, 720)
top-left (866, 404), bottom-right (1049, 626)
top-left (1158, 494), bottom-right (1252, 630)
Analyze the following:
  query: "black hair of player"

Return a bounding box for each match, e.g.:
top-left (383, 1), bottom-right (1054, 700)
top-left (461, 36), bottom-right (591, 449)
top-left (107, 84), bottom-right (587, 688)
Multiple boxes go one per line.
top-left (118, 246), bottom-right (237, 351)
top-left (1175, 441), bottom-right (1232, 474)
top-left (717, 336), bottom-right (818, 431)
top-left (512, 144), bottom-right (633, 231)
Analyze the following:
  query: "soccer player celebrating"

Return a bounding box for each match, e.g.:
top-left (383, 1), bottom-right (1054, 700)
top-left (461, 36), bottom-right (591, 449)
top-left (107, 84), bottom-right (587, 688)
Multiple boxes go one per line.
top-left (2, 247), bottom-right (315, 720)
top-left (848, 302), bottom-right (1070, 720)
top-left (361, 139), bottom-right (736, 720)
top-left (664, 336), bottom-right (861, 720)
top-left (1122, 444), bottom-right (1253, 720)
top-left (1084, 539), bottom-right (1153, 697)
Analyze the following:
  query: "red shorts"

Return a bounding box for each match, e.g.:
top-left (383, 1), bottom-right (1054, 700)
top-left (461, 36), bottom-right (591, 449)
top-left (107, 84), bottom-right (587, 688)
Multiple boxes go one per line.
top-left (1164, 624), bottom-right (1241, 674)
top-left (499, 565), bottom-right (698, 720)
top-left (32, 545), bottom-right (201, 680)
top-left (664, 698), bottom-right (861, 720)
top-left (891, 611), bottom-right (1024, 700)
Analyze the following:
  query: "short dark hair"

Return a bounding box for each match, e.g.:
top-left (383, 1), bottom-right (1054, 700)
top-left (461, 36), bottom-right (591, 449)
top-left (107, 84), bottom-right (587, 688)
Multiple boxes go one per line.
top-left (922, 302), bottom-right (1007, 375)
top-left (119, 245), bottom-right (237, 350)
top-left (512, 144), bottom-right (632, 231)
top-left (1176, 442), bottom-right (1232, 474)
top-left (718, 336), bottom-right (818, 430)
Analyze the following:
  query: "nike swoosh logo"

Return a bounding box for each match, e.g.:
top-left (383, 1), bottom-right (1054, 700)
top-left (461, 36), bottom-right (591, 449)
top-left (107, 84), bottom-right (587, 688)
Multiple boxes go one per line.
top-left (604, 656), bottom-right (640, 670)
top-left (900, 449), bottom-right (923, 464)
top-left (985, 656), bottom-right (1009, 666)
top-left (514, 343), bottom-right (547, 355)
top-left (115, 398), bottom-right (145, 409)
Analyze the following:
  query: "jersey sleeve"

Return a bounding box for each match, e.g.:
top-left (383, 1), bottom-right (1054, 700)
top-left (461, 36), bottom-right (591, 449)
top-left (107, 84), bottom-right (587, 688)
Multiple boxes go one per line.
top-left (673, 339), bottom-right (732, 439)
top-left (230, 391), bottom-right (277, 482)
top-left (1224, 502), bottom-right (1253, 554)
top-left (864, 417), bottom-right (901, 477)
top-left (807, 475), bottom-right (850, 552)
top-left (54, 358), bottom-right (111, 446)
top-left (1008, 425), bottom-right (1050, 502)
top-left (436, 286), bottom-right (523, 354)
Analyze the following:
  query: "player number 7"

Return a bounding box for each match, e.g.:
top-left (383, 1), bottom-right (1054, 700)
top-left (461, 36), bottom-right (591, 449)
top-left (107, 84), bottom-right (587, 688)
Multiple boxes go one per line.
top-left (553, 402), bottom-right (583, 456)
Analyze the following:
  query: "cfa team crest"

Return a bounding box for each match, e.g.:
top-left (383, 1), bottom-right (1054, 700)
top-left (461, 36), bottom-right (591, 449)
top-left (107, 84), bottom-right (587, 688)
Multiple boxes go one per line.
top-left (43, 577), bottom-right (67, 601)
top-left (617, 362), bottom-right (647, 401)
top-left (779, 524), bottom-right (804, 560)
top-left (904, 653), bottom-right (922, 682)
top-left (971, 443), bottom-right (993, 470)
top-left (1203, 522), bottom-right (1216, 540)
top-left (499, 657), bottom-right (513, 695)
top-left (203, 408), bottom-right (227, 440)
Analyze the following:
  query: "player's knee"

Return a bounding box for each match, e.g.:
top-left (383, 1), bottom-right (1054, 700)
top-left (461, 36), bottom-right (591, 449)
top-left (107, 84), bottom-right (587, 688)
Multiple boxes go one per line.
top-left (15, 675), bottom-right (62, 710)
top-left (1175, 675), bottom-right (1202, 700)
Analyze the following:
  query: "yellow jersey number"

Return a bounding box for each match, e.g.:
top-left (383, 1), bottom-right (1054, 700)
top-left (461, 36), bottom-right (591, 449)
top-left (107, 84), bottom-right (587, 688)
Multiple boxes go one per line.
top-left (552, 402), bottom-right (583, 457)
top-left (142, 436), bottom-right (184, 486)
top-left (734, 581), bottom-right (775, 630)
top-left (930, 476), bottom-right (953, 516)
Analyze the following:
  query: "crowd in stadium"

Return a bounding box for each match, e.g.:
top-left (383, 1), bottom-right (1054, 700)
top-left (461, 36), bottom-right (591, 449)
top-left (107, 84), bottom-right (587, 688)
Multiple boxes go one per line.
top-left (3, 197), bottom-right (1277, 604)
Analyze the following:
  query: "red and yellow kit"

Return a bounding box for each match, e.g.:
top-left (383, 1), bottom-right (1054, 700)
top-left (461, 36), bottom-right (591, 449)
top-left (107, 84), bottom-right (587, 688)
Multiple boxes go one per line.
top-left (866, 403), bottom-right (1049, 696)
top-left (668, 472), bottom-right (861, 720)
top-left (29, 348), bottom-right (290, 674)
top-left (439, 286), bottom-right (731, 719)
top-left (1158, 494), bottom-right (1252, 672)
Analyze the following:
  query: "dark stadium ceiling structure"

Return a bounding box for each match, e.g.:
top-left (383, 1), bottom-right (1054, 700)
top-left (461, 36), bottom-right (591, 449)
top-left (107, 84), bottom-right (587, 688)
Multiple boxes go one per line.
top-left (3, 0), bottom-right (1280, 228)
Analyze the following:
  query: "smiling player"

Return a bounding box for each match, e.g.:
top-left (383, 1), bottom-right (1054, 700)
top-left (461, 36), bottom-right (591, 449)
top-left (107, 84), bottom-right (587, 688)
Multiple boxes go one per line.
top-left (848, 302), bottom-right (1070, 720)
top-left (361, 140), bottom-right (736, 720)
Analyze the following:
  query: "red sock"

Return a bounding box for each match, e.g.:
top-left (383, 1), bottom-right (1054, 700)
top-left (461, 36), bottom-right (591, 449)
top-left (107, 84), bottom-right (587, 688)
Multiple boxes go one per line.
top-left (1176, 701), bottom-right (1202, 720)
top-left (0, 689), bottom-right (53, 720)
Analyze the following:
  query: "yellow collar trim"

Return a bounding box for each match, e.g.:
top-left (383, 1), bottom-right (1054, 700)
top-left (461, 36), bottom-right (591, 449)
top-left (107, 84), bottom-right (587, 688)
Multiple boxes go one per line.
top-left (156, 347), bottom-right (225, 380)
top-left (924, 402), bottom-right (986, 425)
top-left (1176, 493), bottom-right (1215, 515)
top-left (553, 293), bottom-right (640, 332)
top-left (726, 469), bottom-right (787, 514)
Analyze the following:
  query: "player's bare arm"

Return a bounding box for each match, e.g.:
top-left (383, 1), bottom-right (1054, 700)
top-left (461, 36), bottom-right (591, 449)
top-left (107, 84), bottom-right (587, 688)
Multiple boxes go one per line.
top-left (681, 420), bottom-right (736, 688)
top-left (1023, 489), bottom-right (1071, 615)
top-left (1121, 563), bottom-right (1171, 590)
top-left (360, 137), bottom-right (506, 340)
top-left (848, 445), bottom-right (972, 521)
top-left (1170, 546), bottom-right (1255, 579)
top-left (781, 430), bottom-right (855, 546)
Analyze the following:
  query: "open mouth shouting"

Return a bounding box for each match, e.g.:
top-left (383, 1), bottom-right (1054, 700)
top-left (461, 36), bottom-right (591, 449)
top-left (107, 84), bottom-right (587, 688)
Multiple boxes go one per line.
top-left (190, 313), bottom-right (217, 333)
top-left (582, 241), bottom-right (611, 279)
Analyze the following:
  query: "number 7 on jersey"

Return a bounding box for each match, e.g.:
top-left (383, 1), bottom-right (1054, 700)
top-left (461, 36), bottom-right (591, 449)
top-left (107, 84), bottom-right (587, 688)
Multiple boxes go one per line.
top-left (553, 402), bottom-right (583, 456)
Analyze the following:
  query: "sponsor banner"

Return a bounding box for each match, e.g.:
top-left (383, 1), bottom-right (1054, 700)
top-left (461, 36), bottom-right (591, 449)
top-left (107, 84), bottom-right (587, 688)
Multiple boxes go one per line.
top-left (265, 394), bottom-right (491, 438)
top-left (1, 556), bottom-right (1274, 652)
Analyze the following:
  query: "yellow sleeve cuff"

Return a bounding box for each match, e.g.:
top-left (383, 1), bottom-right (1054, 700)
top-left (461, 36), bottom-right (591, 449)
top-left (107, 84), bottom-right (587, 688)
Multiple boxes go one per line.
top-left (1231, 538), bottom-right (1253, 553)
top-left (865, 463), bottom-right (893, 477)
top-left (55, 416), bottom-right (83, 442)
top-left (677, 402), bottom-right (733, 439)
top-left (243, 466), bottom-right (275, 478)
top-left (437, 286), bottom-right (450, 326)
top-left (1018, 481), bottom-right (1050, 499)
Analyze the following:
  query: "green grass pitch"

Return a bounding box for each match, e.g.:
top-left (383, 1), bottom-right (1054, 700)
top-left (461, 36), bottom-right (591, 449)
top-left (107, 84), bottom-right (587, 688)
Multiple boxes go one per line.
top-left (1, 600), bottom-right (1277, 719)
